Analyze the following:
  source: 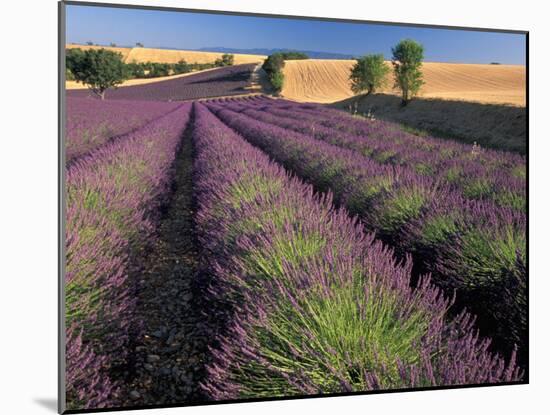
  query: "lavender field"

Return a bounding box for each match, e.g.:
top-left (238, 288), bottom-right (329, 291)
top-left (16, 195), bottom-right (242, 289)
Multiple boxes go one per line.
top-left (67, 64), bottom-right (258, 102)
top-left (65, 94), bottom-right (526, 410)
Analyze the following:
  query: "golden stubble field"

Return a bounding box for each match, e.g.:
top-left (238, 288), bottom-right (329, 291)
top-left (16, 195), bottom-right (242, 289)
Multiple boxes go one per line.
top-left (282, 59), bottom-right (526, 106)
top-left (66, 44), bottom-right (266, 64)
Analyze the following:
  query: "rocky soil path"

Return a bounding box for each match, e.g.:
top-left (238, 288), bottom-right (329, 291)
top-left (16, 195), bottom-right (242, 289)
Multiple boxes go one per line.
top-left (121, 115), bottom-right (211, 407)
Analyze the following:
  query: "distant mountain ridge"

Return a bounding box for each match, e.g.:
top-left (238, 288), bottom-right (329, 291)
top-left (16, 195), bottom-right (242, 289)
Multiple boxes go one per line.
top-left (196, 47), bottom-right (355, 60)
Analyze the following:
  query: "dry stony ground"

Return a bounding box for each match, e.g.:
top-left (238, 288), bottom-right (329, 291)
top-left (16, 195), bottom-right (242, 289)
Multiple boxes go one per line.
top-left (121, 121), bottom-right (211, 406)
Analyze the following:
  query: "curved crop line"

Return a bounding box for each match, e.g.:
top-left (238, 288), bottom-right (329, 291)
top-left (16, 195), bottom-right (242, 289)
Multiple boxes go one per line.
top-left (192, 102), bottom-right (520, 401)
top-left (66, 99), bottom-right (186, 167)
top-left (206, 98), bottom-right (526, 367)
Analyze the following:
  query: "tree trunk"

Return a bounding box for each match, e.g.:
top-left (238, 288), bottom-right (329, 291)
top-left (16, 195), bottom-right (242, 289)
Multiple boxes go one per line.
top-left (401, 89), bottom-right (409, 106)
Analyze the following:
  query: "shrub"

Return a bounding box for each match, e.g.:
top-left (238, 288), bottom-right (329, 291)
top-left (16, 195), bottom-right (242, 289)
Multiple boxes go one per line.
top-left (126, 62), bottom-right (146, 78)
top-left (173, 59), bottom-right (191, 74)
top-left (148, 62), bottom-right (171, 77)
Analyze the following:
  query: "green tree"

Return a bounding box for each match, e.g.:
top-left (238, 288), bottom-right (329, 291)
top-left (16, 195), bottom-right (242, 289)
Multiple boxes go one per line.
top-left (349, 54), bottom-right (390, 96)
top-left (270, 71), bottom-right (285, 93)
top-left (214, 54), bottom-right (235, 67)
top-left (279, 51), bottom-right (308, 60)
top-left (69, 48), bottom-right (128, 99)
top-left (262, 52), bottom-right (308, 93)
top-left (262, 53), bottom-right (285, 74)
top-left (222, 53), bottom-right (234, 66)
top-left (391, 39), bottom-right (425, 105)
top-left (66, 48), bottom-right (86, 77)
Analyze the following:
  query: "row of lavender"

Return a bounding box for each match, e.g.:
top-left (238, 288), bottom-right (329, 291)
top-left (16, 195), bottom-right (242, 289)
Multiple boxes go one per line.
top-left (222, 96), bottom-right (525, 212)
top-left (192, 102), bottom-right (520, 399)
top-left (205, 98), bottom-right (527, 366)
top-left (66, 97), bottom-right (182, 163)
top-left (65, 104), bottom-right (191, 409)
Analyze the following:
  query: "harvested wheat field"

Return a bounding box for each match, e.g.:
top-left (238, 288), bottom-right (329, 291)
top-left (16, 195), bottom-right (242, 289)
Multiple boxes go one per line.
top-left (66, 44), bottom-right (133, 60)
top-left (66, 44), bottom-right (266, 64)
top-left (124, 47), bottom-right (266, 64)
top-left (282, 59), bottom-right (526, 106)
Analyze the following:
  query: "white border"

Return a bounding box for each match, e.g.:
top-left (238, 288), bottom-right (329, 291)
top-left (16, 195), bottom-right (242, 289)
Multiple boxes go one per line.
top-left (1, 1), bottom-right (546, 414)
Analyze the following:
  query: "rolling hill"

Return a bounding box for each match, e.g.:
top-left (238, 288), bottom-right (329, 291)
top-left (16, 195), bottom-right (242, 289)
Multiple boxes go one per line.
top-left (282, 59), bottom-right (526, 106)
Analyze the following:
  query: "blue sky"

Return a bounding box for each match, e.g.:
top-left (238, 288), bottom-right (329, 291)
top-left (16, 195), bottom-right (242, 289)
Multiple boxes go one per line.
top-left (66, 4), bottom-right (526, 64)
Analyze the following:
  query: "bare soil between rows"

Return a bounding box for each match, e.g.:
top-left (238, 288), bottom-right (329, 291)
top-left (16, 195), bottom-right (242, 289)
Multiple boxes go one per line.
top-left (120, 114), bottom-right (211, 406)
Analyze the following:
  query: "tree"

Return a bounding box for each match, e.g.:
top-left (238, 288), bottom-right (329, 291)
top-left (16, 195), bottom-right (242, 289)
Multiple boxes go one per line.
top-left (214, 54), bottom-right (235, 67)
top-left (270, 71), bottom-right (284, 93)
top-left (278, 51), bottom-right (308, 60)
top-left (391, 39), bottom-right (425, 105)
top-left (221, 53), bottom-right (234, 66)
top-left (262, 52), bottom-right (307, 93)
top-left (262, 53), bottom-right (285, 75)
top-left (136, 42), bottom-right (144, 48)
top-left (70, 49), bottom-right (128, 99)
top-left (66, 48), bottom-right (86, 76)
top-left (349, 54), bottom-right (390, 96)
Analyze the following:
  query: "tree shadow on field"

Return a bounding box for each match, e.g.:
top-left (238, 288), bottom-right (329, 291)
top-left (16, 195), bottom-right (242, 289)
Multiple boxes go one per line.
top-left (331, 94), bottom-right (526, 154)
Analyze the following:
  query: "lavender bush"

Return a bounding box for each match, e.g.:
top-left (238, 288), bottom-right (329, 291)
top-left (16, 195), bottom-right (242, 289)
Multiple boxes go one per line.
top-left (192, 102), bottom-right (520, 400)
top-left (65, 103), bottom-right (191, 409)
top-left (66, 96), bottom-right (181, 163)
top-left (206, 99), bottom-right (526, 364)
top-left (224, 96), bottom-right (525, 211)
